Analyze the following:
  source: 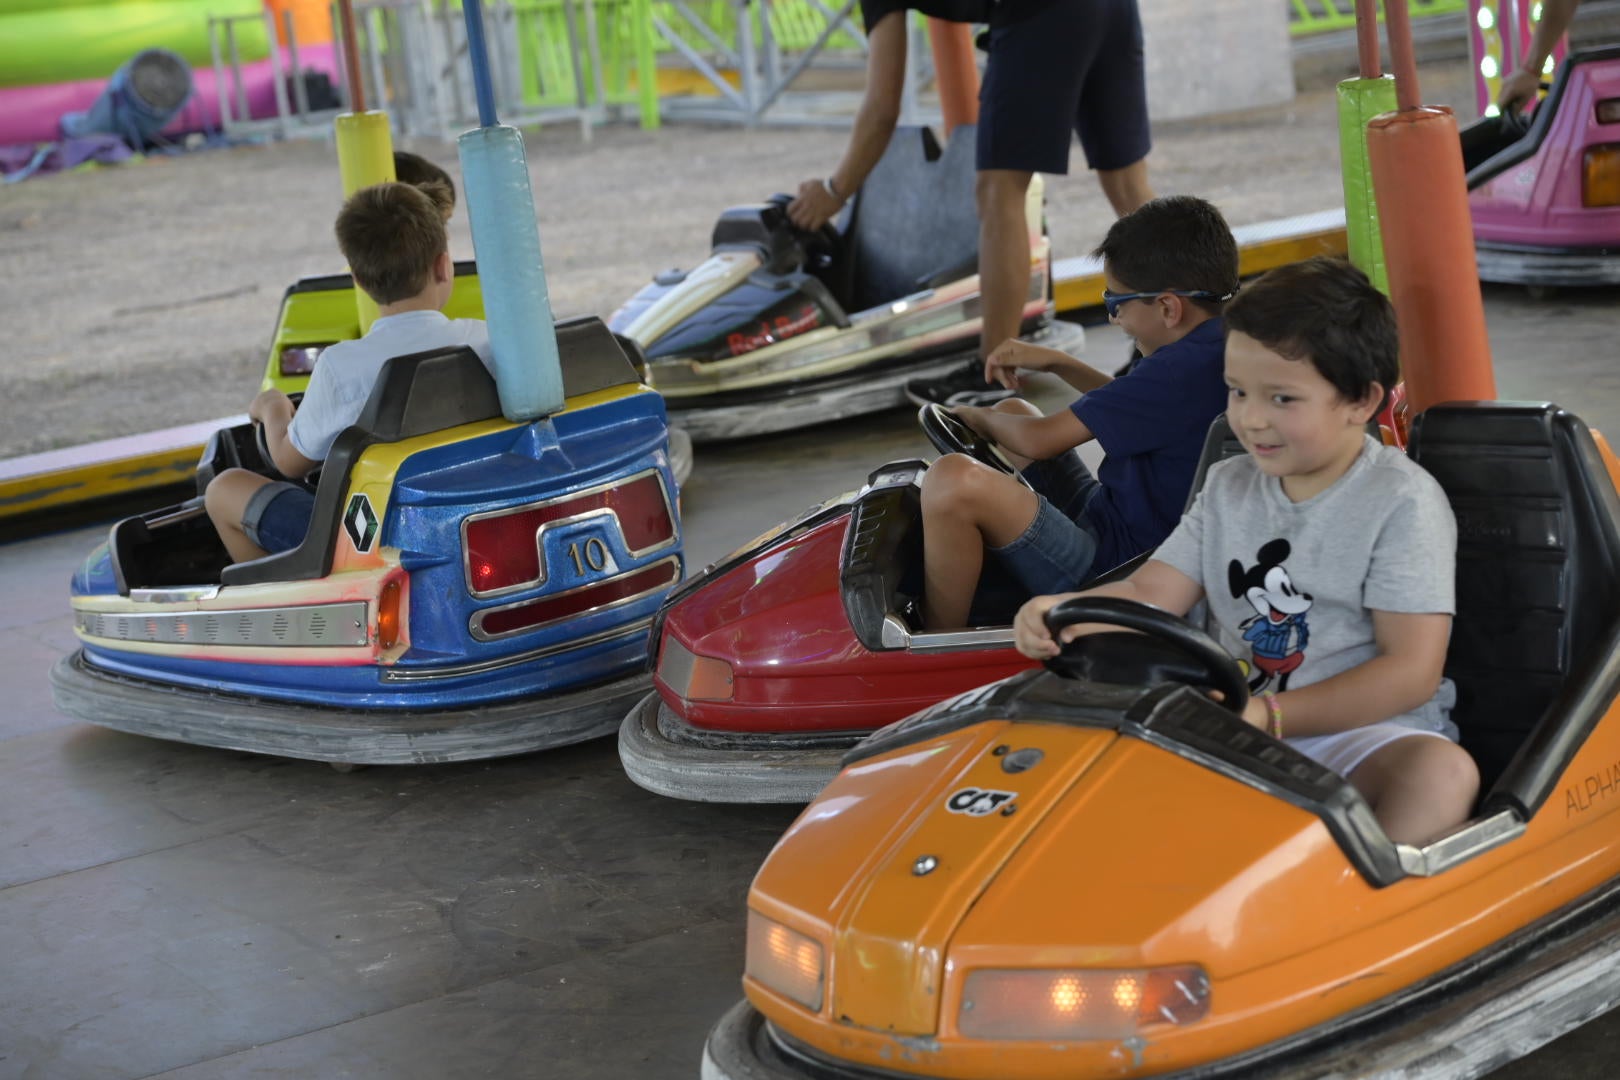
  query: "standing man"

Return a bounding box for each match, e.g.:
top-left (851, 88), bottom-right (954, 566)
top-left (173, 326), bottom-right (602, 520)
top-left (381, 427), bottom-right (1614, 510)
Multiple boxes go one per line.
top-left (1496, 0), bottom-right (1580, 113)
top-left (787, 0), bottom-right (1156, 407)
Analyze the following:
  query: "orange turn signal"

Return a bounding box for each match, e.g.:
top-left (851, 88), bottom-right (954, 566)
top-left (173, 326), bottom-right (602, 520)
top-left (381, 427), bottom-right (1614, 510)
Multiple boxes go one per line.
top-left (377, 579), bottom-right (402, 651)
top-left (745, 911), bottom-right (824, 1012)
top-left (958, 965), bottom-right (1209, 1040)
top-left (1584, 144), bottom-right (1620, 208)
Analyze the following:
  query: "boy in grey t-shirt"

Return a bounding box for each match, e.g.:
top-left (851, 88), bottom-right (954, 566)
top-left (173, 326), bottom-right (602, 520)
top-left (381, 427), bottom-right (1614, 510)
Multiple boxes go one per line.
top-left (1013, 257), bottom-right (1479, 847)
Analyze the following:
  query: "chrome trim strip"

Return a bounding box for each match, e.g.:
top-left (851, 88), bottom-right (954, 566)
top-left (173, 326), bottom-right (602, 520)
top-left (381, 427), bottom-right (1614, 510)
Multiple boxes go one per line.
top-left (648, 274), bottom-right (1046, 396)
top-left (460, 468), bottom-right (678, 599)
top-left (879, 614), bottom-right (1016, 653)
top-left (129, 585), bottom-right (223, 603)
top-left (76, 601), bottom-right (370, 648)
top-left (381, 616), bottom-right (655, 681)
top-left (469, 555), bottom-right (682, 642)
top-left (1396, 809), bottom-right (1526, 877)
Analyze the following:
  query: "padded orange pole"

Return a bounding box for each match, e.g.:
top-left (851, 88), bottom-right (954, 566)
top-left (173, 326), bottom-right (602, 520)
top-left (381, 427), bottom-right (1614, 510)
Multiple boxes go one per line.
top-left (1365, 0), bottom-right (1496, 415)
top-left (926, 19), bottom-right (979, 137)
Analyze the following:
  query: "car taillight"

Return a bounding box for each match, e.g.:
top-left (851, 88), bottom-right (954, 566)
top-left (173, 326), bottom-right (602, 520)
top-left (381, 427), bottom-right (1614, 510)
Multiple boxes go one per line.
top-left (656, 636), bottom-right (734, 701)
top-left (746, 912), bottom-right (823, 1011)
top-left (279, 344), bottom-right (328, 376)
top-left (462, 471), bottom-right (676, 597)
top-left (377, 578), bottom-right (402, 650)
top-left (1585, 144), bottom-right (1620, 208)
top-left (959, 966), bottom-right (1210, 1040)
top-left (1597, 98), bottom-right (1620, 125)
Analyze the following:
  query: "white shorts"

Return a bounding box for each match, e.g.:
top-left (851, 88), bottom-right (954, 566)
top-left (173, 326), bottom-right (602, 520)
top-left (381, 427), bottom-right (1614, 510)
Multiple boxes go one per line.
top-left (1287, 723), bottom-right (1455, 779)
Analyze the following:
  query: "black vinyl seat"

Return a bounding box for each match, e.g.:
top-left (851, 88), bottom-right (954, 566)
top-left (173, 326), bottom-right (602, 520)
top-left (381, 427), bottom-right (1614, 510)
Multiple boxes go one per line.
top-left (1407, 402), bottom-right (1620, 817)
top-left (221, 316), bottom-right (640, 587)
top-left (844, 125), bottom-right (979, 313)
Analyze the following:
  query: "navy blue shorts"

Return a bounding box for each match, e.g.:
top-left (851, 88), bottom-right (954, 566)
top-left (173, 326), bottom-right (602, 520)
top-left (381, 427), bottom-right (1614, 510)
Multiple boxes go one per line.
top-left (243, 481), bottom-right (315, 554)
top-left (977, 0), bottom-right (1152, 175)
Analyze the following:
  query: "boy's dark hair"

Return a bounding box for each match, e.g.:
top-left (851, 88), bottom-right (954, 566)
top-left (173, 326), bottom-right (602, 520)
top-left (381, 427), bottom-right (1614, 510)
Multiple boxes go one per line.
top-left (1092, 195), bottom-right (1240, 315)
top-left (335, 181), bottom-right (452, 305)
top-left (393, 150), bottom-right (456, 212)
top-left (1224, 256), bottom-right (1399, 406)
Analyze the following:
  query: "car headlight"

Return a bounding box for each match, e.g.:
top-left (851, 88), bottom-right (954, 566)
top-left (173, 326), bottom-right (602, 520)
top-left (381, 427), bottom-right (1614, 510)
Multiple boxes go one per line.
top-left (958, 966), bottom-right (1209, 1040)
top-left (746, 911), bottom-right (824, 1012)
top-left (279, 343), bottom-right (329, 376)
top-left (656, 636), bottom-right (734, 701)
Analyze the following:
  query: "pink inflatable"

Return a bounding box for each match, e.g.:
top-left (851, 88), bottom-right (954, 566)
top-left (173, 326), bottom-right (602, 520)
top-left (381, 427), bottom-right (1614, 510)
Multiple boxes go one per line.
top-left (0, 42), bottom-right (338, 146)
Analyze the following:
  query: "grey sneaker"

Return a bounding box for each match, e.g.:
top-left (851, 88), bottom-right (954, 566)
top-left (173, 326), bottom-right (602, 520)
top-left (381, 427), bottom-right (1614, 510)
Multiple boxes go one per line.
top-left (904, 358), bottom-right (1015, 408)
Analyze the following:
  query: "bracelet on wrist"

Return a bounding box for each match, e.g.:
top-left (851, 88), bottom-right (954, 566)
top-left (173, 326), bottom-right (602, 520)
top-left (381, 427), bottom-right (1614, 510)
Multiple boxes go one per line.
top-left (822, 176), bottom-right (845, 204)
top-left (1261, 692), bottom-right (1283, 739)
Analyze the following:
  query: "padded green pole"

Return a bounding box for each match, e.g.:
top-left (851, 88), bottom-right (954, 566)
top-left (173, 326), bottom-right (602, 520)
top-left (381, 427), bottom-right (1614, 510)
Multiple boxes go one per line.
top-left (1337, 74), bottom-right (1398, 294)
top-left (633, 0), bottom-right (660, 130)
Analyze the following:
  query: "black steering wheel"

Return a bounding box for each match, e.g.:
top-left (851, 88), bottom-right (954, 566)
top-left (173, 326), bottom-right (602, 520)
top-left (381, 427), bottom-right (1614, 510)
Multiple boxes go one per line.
top-left (1042, 596), bottom-right (1249, 715)
top-left (764, 193), bottom-right (841, 272)
top-left (918, 402), bottom-right (1032, 490)
top-left (253, 391), bottom-right (309, 484)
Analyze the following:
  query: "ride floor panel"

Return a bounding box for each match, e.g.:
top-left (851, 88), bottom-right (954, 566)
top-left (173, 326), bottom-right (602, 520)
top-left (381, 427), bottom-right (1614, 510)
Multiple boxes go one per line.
top-left (4, 308), bottom-right (1620, 1078)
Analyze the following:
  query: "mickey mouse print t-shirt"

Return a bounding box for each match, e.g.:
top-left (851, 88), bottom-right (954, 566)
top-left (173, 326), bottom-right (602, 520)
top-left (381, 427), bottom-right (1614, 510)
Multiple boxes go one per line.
top-left (1152, 434), bottom-right (1459, 735)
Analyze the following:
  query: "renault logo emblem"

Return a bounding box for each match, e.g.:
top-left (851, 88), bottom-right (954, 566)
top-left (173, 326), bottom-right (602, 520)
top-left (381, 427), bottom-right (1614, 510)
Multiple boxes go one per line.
top-left (343, 493), bottom-right (379, 553)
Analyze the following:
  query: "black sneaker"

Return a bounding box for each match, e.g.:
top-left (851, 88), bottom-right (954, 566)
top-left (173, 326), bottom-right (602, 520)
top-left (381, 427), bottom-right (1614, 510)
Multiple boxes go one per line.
top-left (904, 358), bottom-right (1016, 408)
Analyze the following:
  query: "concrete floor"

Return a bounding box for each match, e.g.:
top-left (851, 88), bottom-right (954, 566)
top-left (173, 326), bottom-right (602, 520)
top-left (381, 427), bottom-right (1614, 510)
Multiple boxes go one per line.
top-left (4, 293), bottom-right (1620, 1078)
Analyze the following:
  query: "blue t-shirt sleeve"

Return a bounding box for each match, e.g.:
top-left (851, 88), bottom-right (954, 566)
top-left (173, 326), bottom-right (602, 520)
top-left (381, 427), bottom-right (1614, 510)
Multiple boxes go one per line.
top-left (1071, 360), bottom-right (1185, 458)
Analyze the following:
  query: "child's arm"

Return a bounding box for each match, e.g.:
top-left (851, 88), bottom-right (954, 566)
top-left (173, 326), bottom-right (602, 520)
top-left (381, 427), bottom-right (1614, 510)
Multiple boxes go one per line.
top-left (1013, 560), bottom-right (1206, 660)
top-left (250, 389), bottom-right (320, 480)
top-left (954, 404), bottom-right (1092, 461)
top-left (1248, 610), bottom-right (1450, 735)
top-left (985, 338), bottom-right (1114, 395)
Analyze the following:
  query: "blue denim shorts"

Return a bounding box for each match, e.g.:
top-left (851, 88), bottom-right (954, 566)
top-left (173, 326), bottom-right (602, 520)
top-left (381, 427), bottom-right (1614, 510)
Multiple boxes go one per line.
top-left (243, 481), bottom-right (315, 554)
top-left (987, 449), bottom-right (1102, 599)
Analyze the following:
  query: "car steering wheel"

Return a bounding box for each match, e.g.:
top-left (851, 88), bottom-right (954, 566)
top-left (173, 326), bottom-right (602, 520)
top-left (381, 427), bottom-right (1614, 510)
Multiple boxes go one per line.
top-left (764, 193), bottom-right (841, 271)
top-left (918, 402), bottom-right (1032, 490)
top-left (1042, 596), bottom-right (1249, 715)
top-left (253, 391), bottom-right (308, 484)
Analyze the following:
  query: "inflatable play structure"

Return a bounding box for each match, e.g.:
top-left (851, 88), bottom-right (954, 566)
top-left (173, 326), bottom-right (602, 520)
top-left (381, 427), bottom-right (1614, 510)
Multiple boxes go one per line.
top-left (0, 0), bottom-right (340, 147)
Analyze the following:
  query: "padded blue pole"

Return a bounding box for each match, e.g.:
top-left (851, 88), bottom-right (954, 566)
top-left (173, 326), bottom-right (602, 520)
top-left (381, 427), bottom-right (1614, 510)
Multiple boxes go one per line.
top-left (461, 0), bottom-right (500, 129)
top-left (457, 0), bottom-right (564, 421)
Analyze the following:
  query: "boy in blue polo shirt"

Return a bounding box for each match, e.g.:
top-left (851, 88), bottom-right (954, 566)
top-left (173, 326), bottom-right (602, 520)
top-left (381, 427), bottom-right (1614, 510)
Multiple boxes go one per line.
top-left (919, 195), bottom-right (1237, 628)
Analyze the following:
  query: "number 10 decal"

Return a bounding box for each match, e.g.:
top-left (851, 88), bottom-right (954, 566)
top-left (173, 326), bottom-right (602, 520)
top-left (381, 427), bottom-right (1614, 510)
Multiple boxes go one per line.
top-left (567, 537), bottom-right (609, 576)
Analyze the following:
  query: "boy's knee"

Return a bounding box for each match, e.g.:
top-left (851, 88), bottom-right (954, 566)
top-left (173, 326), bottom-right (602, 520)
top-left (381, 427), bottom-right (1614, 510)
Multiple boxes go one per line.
top-left (204, 469), bottom-right (262, 524)
top-left (924, 454), bottom-right (995, 512)
top-left (991, 398), bottom-right (1041, 418)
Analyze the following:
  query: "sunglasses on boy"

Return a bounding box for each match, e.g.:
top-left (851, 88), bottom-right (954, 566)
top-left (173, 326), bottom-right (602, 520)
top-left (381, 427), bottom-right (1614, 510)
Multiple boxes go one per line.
top-left (1101, 287), bottom-right (1238, 319)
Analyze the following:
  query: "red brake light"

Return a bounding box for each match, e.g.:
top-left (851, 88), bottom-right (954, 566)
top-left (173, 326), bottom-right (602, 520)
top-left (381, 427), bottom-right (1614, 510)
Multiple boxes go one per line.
top-left (463, 472), bottom-right (676, 596)
top-left (279, 344), bottom-right (328, 376)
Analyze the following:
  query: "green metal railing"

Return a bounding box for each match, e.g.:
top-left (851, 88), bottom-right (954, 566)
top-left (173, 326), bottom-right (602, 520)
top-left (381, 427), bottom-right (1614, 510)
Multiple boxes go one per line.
top-left (1289, 0), bottom-right (1469, 36)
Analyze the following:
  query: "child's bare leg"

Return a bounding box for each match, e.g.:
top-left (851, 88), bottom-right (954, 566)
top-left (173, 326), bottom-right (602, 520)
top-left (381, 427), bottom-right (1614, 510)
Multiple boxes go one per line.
top-left (1347, 736), bottom-right (1480, 847)
top-left (921, 454), bottom-right (1041, 629)
top-left (205, 468), bottom-right (274, 564)
top-left (1095, 159), bottom-right (1154, 218)
top-left (988, 398), bottom-right (1042, 470)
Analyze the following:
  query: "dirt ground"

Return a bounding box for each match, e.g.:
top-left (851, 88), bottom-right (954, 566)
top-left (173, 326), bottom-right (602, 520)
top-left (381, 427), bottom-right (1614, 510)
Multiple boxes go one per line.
top-left (0, 59), bottom-right (1474, 458)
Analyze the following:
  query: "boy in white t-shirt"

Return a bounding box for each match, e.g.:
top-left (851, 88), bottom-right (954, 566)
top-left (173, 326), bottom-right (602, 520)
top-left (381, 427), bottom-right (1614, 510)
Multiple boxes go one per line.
top-left (1013, 257), bottom-right (1479, 847)
top-left (205, 180), bottom-right (491, 563)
